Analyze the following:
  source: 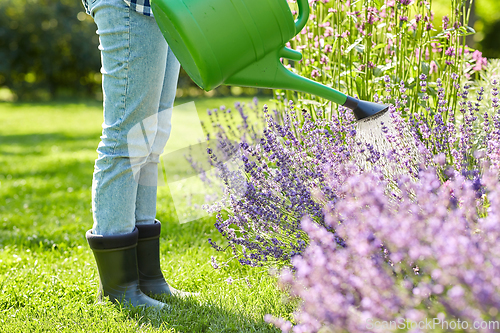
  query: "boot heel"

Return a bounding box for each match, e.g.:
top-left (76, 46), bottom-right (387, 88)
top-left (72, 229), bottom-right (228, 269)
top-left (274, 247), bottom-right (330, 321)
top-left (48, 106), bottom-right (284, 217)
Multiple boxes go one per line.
top-left (136, 220), bottom-right (199, 297)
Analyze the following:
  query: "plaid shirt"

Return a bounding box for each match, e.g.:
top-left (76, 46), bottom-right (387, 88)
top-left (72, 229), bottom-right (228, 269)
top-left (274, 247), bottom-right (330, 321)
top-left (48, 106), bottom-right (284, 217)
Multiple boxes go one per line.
top-left (123, 0), bottom-right (153, 17)
top-left (82, 0), bottom-right (154, 17)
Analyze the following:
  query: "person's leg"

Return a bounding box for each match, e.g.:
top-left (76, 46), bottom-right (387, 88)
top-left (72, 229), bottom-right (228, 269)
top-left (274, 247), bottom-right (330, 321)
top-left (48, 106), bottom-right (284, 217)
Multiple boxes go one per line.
top-left (135, 47), bottom-right (180, 225)
top-left (85, 0), bottom-right (174, 308)
top-left (91, 0), bottom-right (169, 236)
top-left (131, 51), bottom-right (199, 297)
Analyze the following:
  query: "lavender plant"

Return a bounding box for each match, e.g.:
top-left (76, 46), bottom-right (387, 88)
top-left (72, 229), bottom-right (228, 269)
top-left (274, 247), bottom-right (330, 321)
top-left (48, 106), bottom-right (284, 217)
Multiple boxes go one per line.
top-left (266, 163), bottom-right (500, 333)
top-left (202, 101), bottom-right (359, 267)
top-left (200, 95), bottom-right (442, 267)
top-left (404, 76), bottom-right (500, 177)
top-left (198, 50), bottom-right (500, 267)
top-left (199, 89), bottom-right (500, 329)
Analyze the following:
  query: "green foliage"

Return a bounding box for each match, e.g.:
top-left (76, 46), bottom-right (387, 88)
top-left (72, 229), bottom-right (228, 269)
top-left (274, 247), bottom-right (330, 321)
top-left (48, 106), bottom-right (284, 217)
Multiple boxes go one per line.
top-left (475, 0), bottom-right (500, 27)
top-left (0, 0), bottom-right (101, 100)
top-left (282, 0), bottom-right (477, 105)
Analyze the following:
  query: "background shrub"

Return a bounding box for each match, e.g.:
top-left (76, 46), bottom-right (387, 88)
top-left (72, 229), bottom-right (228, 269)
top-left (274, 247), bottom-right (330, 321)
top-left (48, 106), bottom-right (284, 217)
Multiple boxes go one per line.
top-left (0, 0), bottom-right (101, 100)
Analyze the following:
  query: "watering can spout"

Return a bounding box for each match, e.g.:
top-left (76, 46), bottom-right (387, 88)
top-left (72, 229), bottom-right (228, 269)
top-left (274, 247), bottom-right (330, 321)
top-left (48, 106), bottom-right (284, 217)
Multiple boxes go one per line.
top-left (225, 47), bottom-right (388, 120)
top-left (343, 96), bottom-right (389, 120)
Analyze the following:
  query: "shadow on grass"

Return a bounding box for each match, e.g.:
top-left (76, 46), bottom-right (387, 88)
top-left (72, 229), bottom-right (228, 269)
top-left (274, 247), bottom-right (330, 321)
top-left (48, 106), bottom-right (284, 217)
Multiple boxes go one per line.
top-left (125, 294), bottom-right (281, 333)
top-left (0, 98), bottom-right (103, 108)
top-left (0, 132), bottom-right (99, 150)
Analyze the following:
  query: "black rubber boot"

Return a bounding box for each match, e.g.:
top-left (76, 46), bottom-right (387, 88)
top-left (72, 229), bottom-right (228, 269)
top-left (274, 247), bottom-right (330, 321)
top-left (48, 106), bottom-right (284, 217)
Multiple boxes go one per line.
top-left (86, 228), bottom-right (167, 309)
top-left (136, 220), bottom-right (197, 297)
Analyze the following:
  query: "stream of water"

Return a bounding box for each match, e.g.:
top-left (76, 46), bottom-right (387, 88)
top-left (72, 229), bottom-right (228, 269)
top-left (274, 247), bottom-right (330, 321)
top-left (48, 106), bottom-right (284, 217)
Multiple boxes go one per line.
top-left (353, 109), bottom-right (423, 179)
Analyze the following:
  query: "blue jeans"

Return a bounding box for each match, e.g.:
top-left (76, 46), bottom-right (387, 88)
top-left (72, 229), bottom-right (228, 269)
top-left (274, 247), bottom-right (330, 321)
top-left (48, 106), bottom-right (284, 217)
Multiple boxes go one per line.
top-left (86, 0), bottom-right (180, 235)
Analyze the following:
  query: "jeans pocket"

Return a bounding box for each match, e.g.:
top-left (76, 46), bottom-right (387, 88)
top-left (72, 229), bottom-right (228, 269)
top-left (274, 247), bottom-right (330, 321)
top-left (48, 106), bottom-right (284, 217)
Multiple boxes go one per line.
top-left (88, 0), bottom-right (104, 18)
top-left (90, 0), bottom-right (129, 19)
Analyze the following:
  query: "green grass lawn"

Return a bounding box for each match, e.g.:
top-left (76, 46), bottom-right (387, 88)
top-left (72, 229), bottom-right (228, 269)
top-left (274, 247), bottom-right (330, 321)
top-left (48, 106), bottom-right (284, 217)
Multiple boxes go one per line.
top-left (0, 97), bottom-right (295, 332)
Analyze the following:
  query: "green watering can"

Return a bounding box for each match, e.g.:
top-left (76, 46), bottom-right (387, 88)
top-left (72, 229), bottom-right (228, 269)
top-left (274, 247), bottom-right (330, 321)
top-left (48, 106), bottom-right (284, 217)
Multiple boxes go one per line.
top-left (151, 0), bottom-right (388, 120)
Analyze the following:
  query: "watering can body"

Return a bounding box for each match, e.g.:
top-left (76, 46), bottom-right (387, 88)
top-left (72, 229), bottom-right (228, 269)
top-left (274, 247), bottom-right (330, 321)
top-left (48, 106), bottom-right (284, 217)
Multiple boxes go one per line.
top-left (151, 0), bottom-right (388, 120)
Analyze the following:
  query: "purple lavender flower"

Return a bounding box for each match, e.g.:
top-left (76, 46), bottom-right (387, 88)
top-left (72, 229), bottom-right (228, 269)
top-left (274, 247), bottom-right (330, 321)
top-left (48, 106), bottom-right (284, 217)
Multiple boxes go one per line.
top-left (268, 166), bottom-right (500, 332)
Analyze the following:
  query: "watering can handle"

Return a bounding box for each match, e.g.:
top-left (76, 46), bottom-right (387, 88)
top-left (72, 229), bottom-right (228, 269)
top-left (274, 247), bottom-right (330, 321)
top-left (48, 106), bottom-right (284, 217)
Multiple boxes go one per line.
top-left (294, 0), bottom-right (310, 34)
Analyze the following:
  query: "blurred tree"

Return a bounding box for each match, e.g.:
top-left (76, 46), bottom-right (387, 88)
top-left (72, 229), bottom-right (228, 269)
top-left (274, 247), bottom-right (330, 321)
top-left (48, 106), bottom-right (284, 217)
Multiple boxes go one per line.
top-left (0, 0), bottom-right (101, 100)
top-left (476, 0), bottom-right (500, 58)
top-left (479, 20), bottom-right (500, 59)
